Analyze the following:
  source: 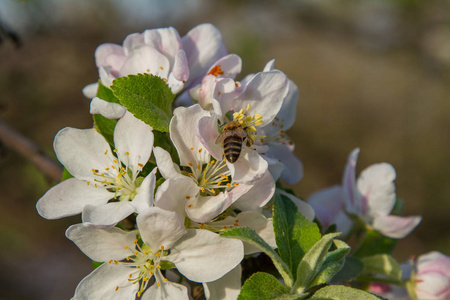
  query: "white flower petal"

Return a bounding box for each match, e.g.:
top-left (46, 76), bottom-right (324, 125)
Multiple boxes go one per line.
top-left (416, 272), bottom-right (450, 300)
top-left (263, 59), bottom-right (275, 71)
top-left (141, 281), bottom-right (189, 300)
top-left (82, 202), bottom-right (135, 227)
top-left (82, 82), bottom-right (98, 99)
top-left (155, 177), bottom-right (199, 220)
top-left (168, 229), bottom-right (243, 282)
top-left (114, 111), bottom-right (154, 172)
top-left (66, 224), bottom-right (136, 262)
top-left (228, 148), bottom-right (268, 184)
top-left (130, 168), bottom-right (157, 213)
top-left (136, 207), bottom-right (187, 250)
top-left (207, 54), bottom-right (242, 79)
top-left (143, 26), bottom-right (181, 66)
top-left (72, 264), bottom-right (138, 300)
top-left (266, 144), bottom-right (303, 185)
top-left (277, 80), bottom-right (298, 130)
top-left (36, 178), bottom-right (112, 219)
top-left (182, 23), bottom-right (227, 83)
top-left (197, 115), bottom-right (223, 161)
top-left (54, 127), bottom-right (115, 181)
top-left (342, 148), bottom-right (360, 213)
top-left (95, 43), bottom-right (125, 68)
top-left (233, 70), bottom-right (289, 127)
top-left (232, 170), bottom-right (275, 211)
top-left (171, 105), bottom-right (211, 166)
top-left (172, 49), bottom-right (189, 82)
top-left (278, 189), bottom-right (315, 221)
top-left (153, 147), bottom-right (185, 180)
top-left (203, 264), bottom-right (241, 300)
top-left (90, 97), bottom-right (126, 119)
top-left (211, 78), bottom-right (239, 121)
top-left (119, 45), bottom-right (170, 79)
top-left (357, 162), bottom-right (396, 218)
top-left (122, 32), bottom-right (145, 55)
top-left (308, 185), bottom-right (345, 228)
top-left (372, 215), bottom-right (422, 239)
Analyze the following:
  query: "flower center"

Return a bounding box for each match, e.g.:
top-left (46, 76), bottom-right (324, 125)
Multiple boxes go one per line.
top-left (230, 104), bottom-right (264, 146)
top-left (87, 149), bottom-right (144, 201)
top-left (259, 116), bottom-right (292, 146)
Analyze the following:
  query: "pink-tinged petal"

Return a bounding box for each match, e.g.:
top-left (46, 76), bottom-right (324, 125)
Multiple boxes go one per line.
top-left (122, 32), bottom-right (145, 55)
top-left (277, 80), bottom-right (299, 130)
top-left (130, 168), bottom-right (157, 212)
top-left (114, 111), bottom-right (154, 173)
top-left (372, 215), bottom-right (422, 239)
top-left (203, 264), bottom-right (241, 300)
top-left (418, 251), bottom-right (450, 278)
top-left (263, 59), bottom-right (275, 71)
top-left (143, 26), bottom-right (182, 67)
top-left (155, 177), bottom-right (199, 220)
top-left (197, 75), bottom-right (216, 110)
top-left (99, 65), bottom-right (116, 87)
top-left (82, 82), bottom-right (98, 99)
top-left (119, 46), bottom-right (170, 79)
top-left (136, 207), bottom-right (187, 250)
top-left (36, 178), bottom-right (112, 219)
top-left (308, 186), bottom-right (345, 227)
top-left (72, 263), bottom-right (139, 300)
top-left (142, 281), bottom-right (189, 300)
top-left (267, 144), bottom-right (303, 185)
top-left (228, 148), bottom-right (268, 184)
top-left (357, 162), bottom-right (396, 218)
top-left (279, 190), bottom-right (315, 221)
top-left (171, 105), bottom-right (211, 166)
top-left (66, 224), bottom-right (136, 262)
top-left (197, 115), bottom-right (223, 161)
top-left (182, 23), bottom-right (227, 83)
top-left (342, 148), bottom-right (360, 213)
top-left (54, 127), bottom-right (115, 181)
top-left (172, 49), bottom-right (189, 82)
top-left (153, 147), bottom-right (184, 180)
top-left (264, 155), bottom-right (284, 182)
top-left (232, 170), bottom-right (275, 212)
top-left (233, 71), bottom-right (289, 127)
top-left (95, 43), bottom-right (125, 68)
top-left (90, 97), bottom-right (126, 119)
top-left (206, 54), bottom-right (242, 79)
top-left (82, 202), bottom-right (135, 227)
top-left (416, 272), bottom-right (450, 300)
top-left (167, 229), bottom-right (243, 282)
top-left (211, 78), bottom-right (239, 121)
top-left (187, 183), bottom-right (252, 223)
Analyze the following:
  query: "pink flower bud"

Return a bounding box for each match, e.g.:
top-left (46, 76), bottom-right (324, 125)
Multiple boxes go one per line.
top-left (414, 251), bottom-right (450, 300)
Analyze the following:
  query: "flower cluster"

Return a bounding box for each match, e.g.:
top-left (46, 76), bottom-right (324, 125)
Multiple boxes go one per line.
top-left (36, 23), bottom-right (447, 300)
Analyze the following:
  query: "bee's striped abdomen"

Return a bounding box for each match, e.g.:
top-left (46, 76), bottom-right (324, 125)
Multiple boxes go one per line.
top-left (223, 135), bottom-right (243, 163)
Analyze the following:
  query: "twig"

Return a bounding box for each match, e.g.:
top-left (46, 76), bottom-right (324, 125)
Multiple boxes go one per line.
top-left (0, 117), bottom-right (62, 181)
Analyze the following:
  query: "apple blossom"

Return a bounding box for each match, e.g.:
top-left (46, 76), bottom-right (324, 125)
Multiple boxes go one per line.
top-left (66, 207), bottom-right (244, 299)
top-left (308, 148), bottom-right (421, 238)
top-left (36, 112), bottom-right (155, 226)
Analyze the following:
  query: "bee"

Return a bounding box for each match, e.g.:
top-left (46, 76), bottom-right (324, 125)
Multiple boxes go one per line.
top-left (215, 121), bottom-right (252, 163)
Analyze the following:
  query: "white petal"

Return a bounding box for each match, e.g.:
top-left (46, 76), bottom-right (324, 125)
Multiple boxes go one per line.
top-left (308, 186), bottom-right (345, 227)
top-left (155, 177), bottom-right (199, 219)
top-left (72, 263), bottom-right (138, 300)
top-left (141, 281), bottom-right (189, 300)
top-left (90, 97), bottom-right (126, 119)
top-left (143, 26), bottom-right (181, 67)
top-left (153, 147), bottom-right (185, 180)
top-left (182, 23), bottom-right (227, 83)
top-left (342, 148), bottom-right (360, 213)
top-left (232, 170), bottom-right (275, 212)
top-left (277, 80), bottom-right (298, 130)
top-left (211, 78), bottom-right (239, 121)
top-left (122, 32), bottom-right (145, 55)
top-left (55, 127), bottom-right (115, 181)
top-left (197, 115), bottom-right (223, 161)
top-left (267, 145), bottom-right (303, 185)
top-left (82, 202), bottom-right (135, 227)
top-left (119, 45), bottom-right (170, 79)
top-left (233, 71), bottom-right (289, 127)
top-left (114, 111), bottom-right (154, 173)
top-left (228, 148), bottom-right (268, 184)
top-left (66, 224), bottom-right (136, 262)
top-left (263, 59), bottom-right (275, 71)
top-left (372, 215), bottom-right (422, 239)
top-left (130, 168), bottom-right (157, 213)
top-left (416, 272), bottom-right (450, 300)
top-left (36, 178), bottom-right (112, 219)
top-left (203, 264), bottom-right (241, 300)
top-left (136, 207), bottom-right (187, 250)
top-left (171, 105), bottom-right (211, 166)
top-left (206, 54), bottom-right (242, 79)
top-left (171, 49), bottom-right (189, 82)
top-left (95, 43), bottom-right (125, 68)
top-left (167, 229), bottom-right (244, 282)
top-left (278, 189), bottom-right (315, 221)
top-left (357, 162), bottom-right (396, 218)
top-left (82, 83), bottom-right (98, 99)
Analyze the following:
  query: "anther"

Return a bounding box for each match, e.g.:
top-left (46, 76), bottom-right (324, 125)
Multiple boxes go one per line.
top-left (188, 162), bottom-right (193, 167)
top-left (87, 181), bottom-right (90, 185)
top-left (104, 150), bottom-right (108, 155)
top-left (227, 183), bottom-right (231, 188)
top-left (115, 286), bottom-right (119, 291)
top-left (198, 148), bottom-right (203, 153)
top-left (157, 282), bottom-right (161, 287)
top-left (185, 196), bottom-right (190, 200)
top-left (188, 204), bottom-right (193, 208)
top-left (125, 245), bottom-right (129, 249)
top-left (126, 152), bottom-right (130, 156)
top-left (234, 183), bottom-right (239, 187)
top-left (190, 147), bottom-right (194, 150)
top-left (138, 163), bottom-right (144, 168)
top-left (160, 245), bottom-right (164, 250)
top-left (109, 260), bottom-right (113, 264)
top-left (246, 104), bottom-right (251, 111)
top-left (200, 187), bottom-right (205, 193)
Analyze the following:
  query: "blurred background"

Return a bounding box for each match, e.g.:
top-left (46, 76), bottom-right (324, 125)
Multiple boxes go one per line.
top-left (0, 0), bottom-right (449, 299)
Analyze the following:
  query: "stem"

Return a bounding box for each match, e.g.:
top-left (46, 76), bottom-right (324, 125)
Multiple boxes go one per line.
top-left (0, 117), bottom-right (62, 181)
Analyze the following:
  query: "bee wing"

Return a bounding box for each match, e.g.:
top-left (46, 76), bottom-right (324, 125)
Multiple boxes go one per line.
top-left (215, 132), bottom-right (228, 144)
top-left (235, 127), bottom-right (248, 139)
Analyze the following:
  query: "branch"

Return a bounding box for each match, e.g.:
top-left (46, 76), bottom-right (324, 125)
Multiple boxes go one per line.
top-left (0, 117), bottom-right (62, 181)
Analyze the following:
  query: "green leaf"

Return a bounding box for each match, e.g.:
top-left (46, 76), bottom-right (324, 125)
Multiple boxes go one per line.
top-left (61, 168), bottom-right (73, 181)
top-left (93, 261), bottom-right (104, 270)
top-left (309, 285), bottom-right (385, 300)
top-left (111, 74), bottom-right (175, 132)
top-left (273, 194), bottom-right (321, 282)
top-left (159, 260), bottom-right (176, 270)
top-left (361, 254), bottom-right (402, 280)
top-left (97, 80), bottom-right (120, 104)
top-left (331, 256), bottom-right (364, 282)
top-left (220, 227), bottom-right (293, 287)
top-left (238, 272), bottom-right (291, 300)
top-left (353, 229), bottom-right (397, 258)
top-left (309, 239), bottom-right (350, 286)
top-left (93, 114), bottom-right (118, 146)
top-left (294, 233), bottom-right (341, 293)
